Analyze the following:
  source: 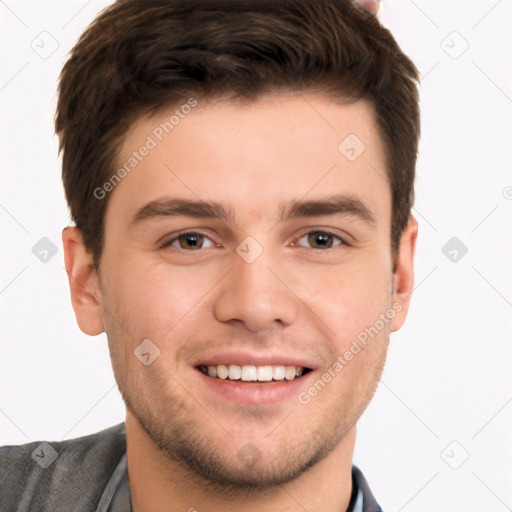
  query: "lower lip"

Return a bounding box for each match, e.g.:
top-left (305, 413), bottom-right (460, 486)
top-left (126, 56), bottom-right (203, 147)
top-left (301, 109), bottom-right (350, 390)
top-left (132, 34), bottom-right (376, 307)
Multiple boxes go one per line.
top-left (196, 368), bottom-right (314, 405)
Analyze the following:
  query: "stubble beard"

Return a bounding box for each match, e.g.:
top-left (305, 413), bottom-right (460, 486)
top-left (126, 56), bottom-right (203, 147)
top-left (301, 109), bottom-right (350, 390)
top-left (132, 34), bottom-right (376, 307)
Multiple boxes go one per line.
top-left (115, 354), bottom-right (386, 498)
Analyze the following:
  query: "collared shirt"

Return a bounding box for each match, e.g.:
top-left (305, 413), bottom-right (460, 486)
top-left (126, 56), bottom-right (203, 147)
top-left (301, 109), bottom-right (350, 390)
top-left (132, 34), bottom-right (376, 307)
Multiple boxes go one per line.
top-left (0, 423), bottom-right (383, 511)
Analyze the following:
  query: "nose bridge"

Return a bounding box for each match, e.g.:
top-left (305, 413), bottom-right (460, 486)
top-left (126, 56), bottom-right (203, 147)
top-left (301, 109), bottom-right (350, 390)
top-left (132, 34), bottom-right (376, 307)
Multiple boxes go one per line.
top-left (213, 244), bottom-right (298, 331)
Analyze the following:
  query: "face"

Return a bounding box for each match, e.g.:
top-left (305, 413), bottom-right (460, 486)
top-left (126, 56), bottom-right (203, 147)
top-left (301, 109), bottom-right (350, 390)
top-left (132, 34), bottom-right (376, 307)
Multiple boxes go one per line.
top-left (65, 93), bottom-right (416, 490)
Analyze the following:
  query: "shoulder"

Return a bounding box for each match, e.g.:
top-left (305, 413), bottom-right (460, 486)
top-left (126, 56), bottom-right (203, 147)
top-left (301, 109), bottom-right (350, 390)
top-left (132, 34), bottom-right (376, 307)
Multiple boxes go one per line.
top-left (0, 423), bottom-right (126, 512)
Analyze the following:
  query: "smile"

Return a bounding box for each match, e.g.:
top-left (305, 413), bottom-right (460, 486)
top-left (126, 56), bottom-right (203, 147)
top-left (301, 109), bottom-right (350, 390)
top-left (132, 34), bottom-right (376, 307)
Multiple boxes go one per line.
top-left (198, 364), bottom-right (311, 382)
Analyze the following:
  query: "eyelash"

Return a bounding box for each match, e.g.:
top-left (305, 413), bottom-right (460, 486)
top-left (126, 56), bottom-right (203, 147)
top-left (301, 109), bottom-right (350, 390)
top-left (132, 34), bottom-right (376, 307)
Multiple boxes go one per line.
top-left (159, 230), bottom-right (349, 251)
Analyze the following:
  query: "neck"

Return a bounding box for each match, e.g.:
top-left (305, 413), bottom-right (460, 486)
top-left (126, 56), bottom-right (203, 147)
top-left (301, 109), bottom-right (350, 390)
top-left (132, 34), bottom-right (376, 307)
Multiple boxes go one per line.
top-left (126, 410), bottom-right (357, 512)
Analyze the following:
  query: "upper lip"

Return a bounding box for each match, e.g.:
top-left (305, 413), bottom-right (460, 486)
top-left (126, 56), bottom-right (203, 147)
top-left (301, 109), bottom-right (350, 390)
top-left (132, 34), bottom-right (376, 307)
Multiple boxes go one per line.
top-left (194, 350), bottom-right (316, 370)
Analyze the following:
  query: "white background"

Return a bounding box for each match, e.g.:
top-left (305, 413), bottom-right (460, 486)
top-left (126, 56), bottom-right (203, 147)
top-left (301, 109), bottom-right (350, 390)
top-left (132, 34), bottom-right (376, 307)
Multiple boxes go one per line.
top-left (1, 1), bottom-right (511, 511)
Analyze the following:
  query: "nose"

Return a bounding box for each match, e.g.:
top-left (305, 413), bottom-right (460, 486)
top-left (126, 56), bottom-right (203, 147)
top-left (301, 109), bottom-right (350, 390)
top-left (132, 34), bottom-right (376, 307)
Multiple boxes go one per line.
top-left (213, 250), bottom-right (299, 332)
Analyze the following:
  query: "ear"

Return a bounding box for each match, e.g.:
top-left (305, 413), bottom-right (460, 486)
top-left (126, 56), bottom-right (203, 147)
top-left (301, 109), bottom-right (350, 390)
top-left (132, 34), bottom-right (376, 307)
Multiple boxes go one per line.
top-left (62, 226), bottom-right (105, 336)
top-left (390, 216), bottom-right (418, 332)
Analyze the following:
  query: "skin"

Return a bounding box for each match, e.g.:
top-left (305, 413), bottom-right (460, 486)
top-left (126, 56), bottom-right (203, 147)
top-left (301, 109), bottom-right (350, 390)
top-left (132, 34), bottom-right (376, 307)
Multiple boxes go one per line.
top-left (356, 0), bottom-right (381, 15)
top-left (63, 93), bottom-right (417, 512)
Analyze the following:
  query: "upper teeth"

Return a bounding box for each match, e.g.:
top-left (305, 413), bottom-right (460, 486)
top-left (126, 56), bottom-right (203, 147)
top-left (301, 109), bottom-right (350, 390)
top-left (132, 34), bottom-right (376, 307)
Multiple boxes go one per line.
top-left (200, 364), bottom-right (305, 382)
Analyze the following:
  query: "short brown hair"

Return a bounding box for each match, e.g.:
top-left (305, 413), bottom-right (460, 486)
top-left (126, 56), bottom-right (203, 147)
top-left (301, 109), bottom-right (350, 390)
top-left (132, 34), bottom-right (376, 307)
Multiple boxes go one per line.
top-left (56, 0), bottom-right (420, 270)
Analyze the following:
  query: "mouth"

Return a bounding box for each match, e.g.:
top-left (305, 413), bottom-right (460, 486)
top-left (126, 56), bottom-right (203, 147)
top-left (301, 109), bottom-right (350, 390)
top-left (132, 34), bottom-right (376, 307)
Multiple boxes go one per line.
top-left (197, 364), bottom-right (312, 383)
top-left (193, 351), bottom-right (316, 405)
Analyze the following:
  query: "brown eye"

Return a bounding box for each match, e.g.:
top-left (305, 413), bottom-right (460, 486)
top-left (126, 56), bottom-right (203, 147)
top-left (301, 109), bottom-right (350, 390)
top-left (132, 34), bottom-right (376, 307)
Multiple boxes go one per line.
top-left (178, 233), bottom-right (205, 249)
top-left (297, 231), bottom-right (344, 249)
top-left (161, 232), bottom-right (216, 250)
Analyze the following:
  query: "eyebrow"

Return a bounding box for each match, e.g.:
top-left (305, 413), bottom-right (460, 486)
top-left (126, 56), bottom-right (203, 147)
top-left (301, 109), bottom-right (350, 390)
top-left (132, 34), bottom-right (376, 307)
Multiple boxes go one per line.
top-left (131, 198), bottom-right (234, 224)
top-left (130, 194), bottom-right (377, 227)
top-left (282, 195), bottom-right (377, 225)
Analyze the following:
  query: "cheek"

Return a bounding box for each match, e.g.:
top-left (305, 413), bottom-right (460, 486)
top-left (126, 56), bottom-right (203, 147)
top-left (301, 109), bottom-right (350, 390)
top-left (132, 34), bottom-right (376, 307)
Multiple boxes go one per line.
top-left (295, 256), bottom-right (392, 339)
top-left (105, 255), bottom-right (223, 339)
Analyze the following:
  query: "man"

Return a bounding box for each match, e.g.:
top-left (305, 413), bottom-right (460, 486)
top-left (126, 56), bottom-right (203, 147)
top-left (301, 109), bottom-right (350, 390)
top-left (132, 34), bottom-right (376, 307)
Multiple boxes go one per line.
top-left (0, 0), bottom-right (419, 510)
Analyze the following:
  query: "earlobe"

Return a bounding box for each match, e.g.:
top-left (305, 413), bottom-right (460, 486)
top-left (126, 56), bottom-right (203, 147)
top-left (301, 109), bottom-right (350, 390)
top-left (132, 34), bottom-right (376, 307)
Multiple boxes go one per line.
top-left (390, 216), bottom-right (418, 332)
top-left (62, 226), bottom-right (105, 336)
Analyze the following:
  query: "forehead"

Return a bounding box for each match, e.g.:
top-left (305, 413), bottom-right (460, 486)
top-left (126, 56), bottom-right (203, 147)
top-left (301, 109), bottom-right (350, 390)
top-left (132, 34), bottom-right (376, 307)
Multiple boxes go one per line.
top-left (109, 94), bottom-right (390, 224)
